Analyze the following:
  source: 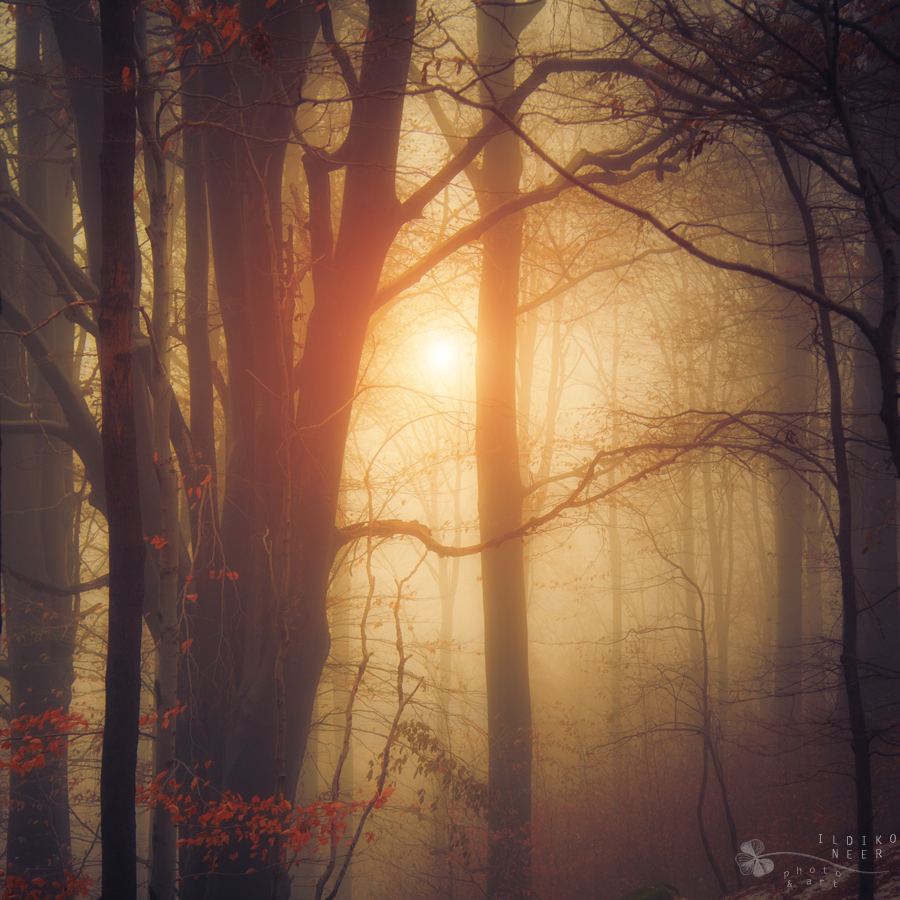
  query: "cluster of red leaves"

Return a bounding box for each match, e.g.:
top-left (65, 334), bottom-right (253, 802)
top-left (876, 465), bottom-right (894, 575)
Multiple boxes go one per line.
top-left (138, 774), bottom-right (394, 871)
top-left (0, 870), bottom-right (93, 900)
top-left (144, 0), bottom-right (245, 61)
top-left (0, 710), bottom-right (94, 898)
top-left (138, 701), bottom-right (187, 730)
top-left (185, 471), bottom-right (212, 499)
top-left (0, 710), bottom-right (91, 777)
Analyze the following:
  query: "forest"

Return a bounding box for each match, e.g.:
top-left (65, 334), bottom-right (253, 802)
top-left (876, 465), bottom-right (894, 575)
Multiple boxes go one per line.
top-left (1, 0), bottom-right (899, 899)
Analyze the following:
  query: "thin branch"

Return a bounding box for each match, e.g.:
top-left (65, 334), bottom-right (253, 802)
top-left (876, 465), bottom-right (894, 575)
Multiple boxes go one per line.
top-left (1, 564), bottom-right (110, 597)
top-left (1, 418), bottom-right (71, 440)
top-left (483, 103), bottom-right (878, 343)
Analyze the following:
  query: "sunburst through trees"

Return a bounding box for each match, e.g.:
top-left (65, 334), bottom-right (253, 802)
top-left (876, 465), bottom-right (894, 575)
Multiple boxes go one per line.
top-left (1, 2), bottom-right (900, 900)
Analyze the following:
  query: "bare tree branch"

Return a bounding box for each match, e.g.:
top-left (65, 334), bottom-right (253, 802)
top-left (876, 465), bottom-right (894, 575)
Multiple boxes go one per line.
top-left (1, 564), bottom-right (110, 597)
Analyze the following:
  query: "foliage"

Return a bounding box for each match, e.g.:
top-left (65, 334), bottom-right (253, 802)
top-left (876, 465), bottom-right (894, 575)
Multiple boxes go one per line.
top-left (0, 711), bottom-right (91, 778)
top-left (138, 773), bottom-right (394, 875)
top-left (0, 870), bottom-right (93, 900)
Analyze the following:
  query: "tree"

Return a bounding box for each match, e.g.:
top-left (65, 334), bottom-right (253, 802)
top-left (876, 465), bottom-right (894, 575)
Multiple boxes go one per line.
top-left (6, 2), bottom-right (900, 899)
top-left (505, 2), bottom-right (900, 896)
top-left (472, 4), bottom-right (542, 896)
top-left (96, 1), bottom-right (145, 897)
top-left (1, 6), bottom-right (77, 887)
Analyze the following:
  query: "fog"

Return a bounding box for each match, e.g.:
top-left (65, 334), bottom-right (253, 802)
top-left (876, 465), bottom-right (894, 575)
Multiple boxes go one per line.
top-left (2, 2), bottom-right (899, 900)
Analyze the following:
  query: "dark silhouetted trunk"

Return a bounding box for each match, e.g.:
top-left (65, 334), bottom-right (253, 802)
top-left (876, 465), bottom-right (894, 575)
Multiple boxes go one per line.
top-left (772, 137), bottom-right (874, 900)
top-left (185, 4), bottom-right (416, 897)
top-left (97, 2), bottom-right (145, 898)
top-left (851, 249), bottom-right (900, 715)
top-left (821, 304), bottom-right (875, 900)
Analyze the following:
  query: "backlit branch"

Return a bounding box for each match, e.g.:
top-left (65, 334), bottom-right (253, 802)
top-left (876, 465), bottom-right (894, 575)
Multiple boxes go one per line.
top-left (482, 103), bottom-right (878, 344)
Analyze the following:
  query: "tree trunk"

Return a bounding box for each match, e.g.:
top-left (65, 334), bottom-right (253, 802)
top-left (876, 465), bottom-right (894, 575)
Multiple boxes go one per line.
top-left (97, 2), bottom-right (145, 898)
top-left (474, 4), bottom-right (543, 897)
top-left (181, 48), bottom-right (217, 542)
top-left (851, 245), bottom-right (900, 714)
top-left (820, 307), bottom-right (875, 900)
top-left (701, 326), bottom-right (728, 707)
top-left (772, 137), bottom-right (874, 900)
top-left (137, 16), bottom-right (179, 898)
top-left (46, 0), bottom-right (104, 282)
top-left (187, 4), bottom-right (416, 897)
top-left (2, 10), bottom-right (75, 887)
top-left (770, 203), bottom-right (811, 724)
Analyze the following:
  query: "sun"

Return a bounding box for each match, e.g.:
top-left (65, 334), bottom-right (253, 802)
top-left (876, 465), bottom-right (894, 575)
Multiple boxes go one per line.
top-left (428, 340), bottom-right (455, 370)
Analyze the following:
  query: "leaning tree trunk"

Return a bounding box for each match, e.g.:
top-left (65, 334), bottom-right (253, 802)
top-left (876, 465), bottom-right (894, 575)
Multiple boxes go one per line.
top-left (187, 3), bottom-right (417, 897)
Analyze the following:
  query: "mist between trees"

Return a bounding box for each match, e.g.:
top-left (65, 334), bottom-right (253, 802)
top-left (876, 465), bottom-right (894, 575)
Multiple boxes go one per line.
top-left (1, 1), bottom-right (899, 900)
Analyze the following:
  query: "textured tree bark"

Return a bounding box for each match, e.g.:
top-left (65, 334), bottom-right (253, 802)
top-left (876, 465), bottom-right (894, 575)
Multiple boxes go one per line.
top-left (329, 568), bottom-right (356, 900)
top-left (184, 56), bottom-right (273, 900)
top-left (97, 2), bottom-right (145, 898)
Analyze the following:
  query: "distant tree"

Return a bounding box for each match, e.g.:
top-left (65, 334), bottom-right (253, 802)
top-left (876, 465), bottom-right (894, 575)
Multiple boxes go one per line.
top-left (1, 5), bottom-right (79, 890)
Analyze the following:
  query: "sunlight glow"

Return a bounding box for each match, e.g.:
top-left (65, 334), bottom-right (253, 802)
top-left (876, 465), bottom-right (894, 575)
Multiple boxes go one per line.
top-left (428, 340), bottom-right (456, 370)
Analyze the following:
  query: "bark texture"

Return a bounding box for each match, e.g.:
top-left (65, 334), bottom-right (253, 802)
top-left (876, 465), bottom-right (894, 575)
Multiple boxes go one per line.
top-left (97, 2), bottom-right (145, 897)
